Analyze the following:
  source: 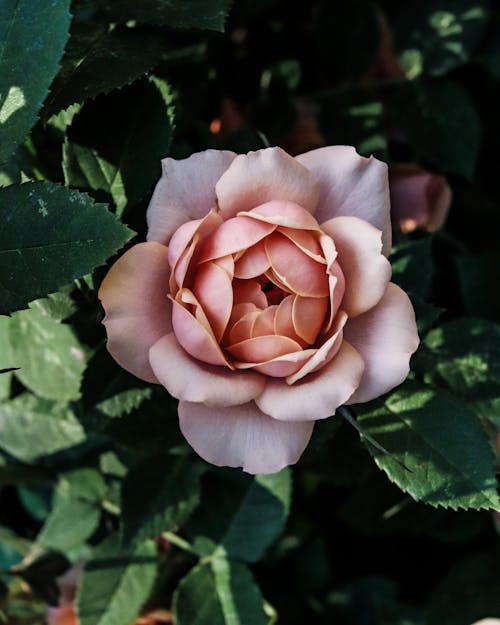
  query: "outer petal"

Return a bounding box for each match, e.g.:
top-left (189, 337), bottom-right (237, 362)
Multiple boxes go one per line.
top-left (98, 242), bottom-right (171, 383)
top-left (255, 341), bottom-right (364, 421)
top-left (179, 400), bottom-right (314, 474)
top-left (296, 146), bottom-right (392, 254)
top-left (150, 333), bottom-right (265, 407)
top-left (216, 147), bottom-right (319, 219)
top-left (321, 216), bottom-right (391, 317)
top-left (345, 283), bottom-right (419, 404)
top-left (147, 150), bottom-right (236, 245)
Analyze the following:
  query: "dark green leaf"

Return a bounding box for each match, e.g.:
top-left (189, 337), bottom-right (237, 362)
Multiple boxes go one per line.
top-left (173, 559), bottom-right (267, 625)
top-left (43, 24), bottom-right (165, 118)
top-left (455, 252), bottom-right (500, 321)
top-left (396, 0), bottom-right (490, 78)
top-left (0, 526), bottom-right (30, 571)
top-left (187, 468), bottom-right (291, 562)
top-left (9, 306), bottom-right (86, 401)
top-left (37, 468), bottom-right (106, 553)
top-left (0, 182), bottom-right (133, 315)
top-left (121, 454), bottom-right (203, 545)
top-left (77, 533), bottom-right (158, 625)
top-left (98, 0), bottom-right (232, 31)
top-left (355, 382), bottom-right (500, 510)
top-left (0, 394), bottom-right (86, 463)
top-left (0, 315), bottom-right (13, 400)
top-left (0, 0), bottom-right (71, 163)
top-left (391, 238), bottom-right (433, 299)
top-left (63, 79), bottom-right (173, 215)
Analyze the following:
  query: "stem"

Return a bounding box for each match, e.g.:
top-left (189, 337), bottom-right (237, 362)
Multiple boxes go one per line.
top-left (161, 531), bottom-right (197, 555)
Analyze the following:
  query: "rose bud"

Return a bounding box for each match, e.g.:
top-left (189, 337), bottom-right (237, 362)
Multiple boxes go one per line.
top-left (99, 146), bottom-right (419, 474)
top-left (390, 164), bottom-right (452, 234)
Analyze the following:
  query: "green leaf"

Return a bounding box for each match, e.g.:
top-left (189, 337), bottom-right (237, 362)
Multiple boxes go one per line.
top-left (0, 394), bottom-right (86, 463)
top-left (389, 79), bottom-right (480, 178)
top-left (391, 238), bottom-right (433, 300)
top-left (421, 318), bottom-right (500, 422)
top-left (0, 526), bottom-right (30, 571)
top-left (98, 0), bottom-right (232, 31)
top-left (38, 468), bottom-right (106, 553)
top-left (455, 252), bottom-right (500, 321)
top-left (0, 0), bottom-right (71, 164)
top-left (0, 315), bottom-right (13, 400)
top-left (0, 181), bottom-right (133, 315)
top-left (63, 79), bottom-right (173, 215)
top-left (355, 382), bottom-right (500, 510)
top-left (173, 558), bottom-right (267, 625)
top-left (187, 468), bottom-right (291, 562)
top-left (43, 24), bottom-right (165, 118)
top-left (77, 533), bottom-right (158, 625)
top-left (396, 0), bottom-right (490, 78)
top-left (121, 453), bottom-right (203, 546)
top-left (9, 306), bottom-right (86, 401)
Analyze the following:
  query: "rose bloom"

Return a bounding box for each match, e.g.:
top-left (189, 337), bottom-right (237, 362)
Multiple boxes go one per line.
top-left (390, 164), bottom-right (452, 234)
top-left (99, 146), bottom-right (419, 474)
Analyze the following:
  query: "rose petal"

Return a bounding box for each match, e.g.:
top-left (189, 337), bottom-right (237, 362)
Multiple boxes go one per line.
top-left (252, 305), bottom-right (278, 338)
top-left (167, 210), bottom-right (222, 270)
top-left (216, 146), bottom-right (320, 219)
top-left (256, 340), bottom-right (364, 421)
top-left (198, 216), bottom-right (275, 263)
top-left (344, 283), bottom-right (419, 404)
top-left (274, 295), bottom-right (305, 345)
top-left (147, 150), bottom-right (236, 245)
top-left (171, 296), bottom-right (231, 367)
top-left (232, 279), bottom-right (268, 308)
top-left (234, 241), bottom-right (271, 279)
top-left (278, 226), bottom-right (325, 262)
top-left (98, 242), bottom-right (171, 383)
top-left (235, 348), bottom-right (315, 377)
top-left (179, 400), bottom-right (314, 474)
top-left (296, 146), bottom-right (392, 254)
top-left (322, 216), bottom-right (391, 317)
top-left (192, 261), bottom-right (233, 342)
top-left (150, 333), bottom-right (265, 407)
top-left (226, 335), bottom-right (303, 363)
top-left (228, 311), bottom-right (260, 344)
top-left (238, 200), bottom-right (320, 230)
top-left (227, 302), bottom-right (259, 329)
top-left (292, 296), bottom-right (328, 344)
top-left (265, 232), bottom-right (329, 297)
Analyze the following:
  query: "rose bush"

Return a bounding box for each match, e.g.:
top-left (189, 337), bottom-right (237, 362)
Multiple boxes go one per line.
top-left (99, 146), bottom-right (419, 474)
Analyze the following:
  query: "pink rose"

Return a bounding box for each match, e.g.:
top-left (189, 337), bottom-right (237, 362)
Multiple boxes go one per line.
top-left (99, 146), bottom-right (419, 474)
top-left (390, 164), bottom-right (452, 234)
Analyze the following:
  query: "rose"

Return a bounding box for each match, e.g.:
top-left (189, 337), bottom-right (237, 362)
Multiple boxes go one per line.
top-left (390, 164), bottom-right (452, 234)
top-left (99, 146), bottom-right (419, 474)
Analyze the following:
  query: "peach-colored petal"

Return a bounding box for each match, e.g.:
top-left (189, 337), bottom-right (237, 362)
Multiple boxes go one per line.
top-left (292, 296), bottom-right (328, 344)
top-left (171, 297), bottom-right (231, 368)
top-left (252, 306), bottom-right (278, 338)
top-left (256, 341), bottom-right (364, 421)
top-left (264, 268), bottom-right (293, 296)
top-left (228, 311), bottom-right (260, 344)
top-left (265, 232), bottom-right (329, 297)
top-left (232, 279), bottom-right (268, 308)
top-left (98, 242), bottom-right (171, 383)
top-left (167, 210), bottom-right (222, 270)
top-left (322, 216), bottom-right (391, 317)
top-left (213, 254), bottom-right (235, 279)
top-left (147, 150), bottom-right (236, 245)
top-left (323, 260), bottom-right (345, 334)
top-left (287, 310), bottom-right (348, 384)
top-left (238, 200), bottom-right (320, 230)
top-left (345, 283), bottom-right (419, 404)
top-left (150, 333), bottom-right (265, 407)
top-left (235, 348), bottom-right (315, 377)
top-left (179, 400), bottom-right (314, 474)
top-left (192, 261), bottom-right (233, 342)
top-left (198, 216), bottom-right (275, 263)
top-left (227, 302), bottom-right (259, 329)
top-left (216, 147), bottom-right (320, 220)
top-left (278, 227), bottom-right (325, 262)
top-left (274, 295), bottom-right (305, 345)
top-left (226, 335), bottom-right (303, 363)
top-left (234, 241), bottom-right (270, 278)
top-left (296, 146), bottom-right (392, 255)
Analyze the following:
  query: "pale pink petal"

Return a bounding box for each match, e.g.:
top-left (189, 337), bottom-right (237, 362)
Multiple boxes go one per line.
top-left (322, 216), bottom-right (391, 317)
top-left (213, 255), bottom-right (235, 279)
top-left (147, 150), bottom-right (236, 245)
top-left (227, 335), bottom-right (303, 363)
top-left (238, 201), bottom-right (320, 230)
top-left (149, 333), bottom-right (265, 407)
top-left (192, 261), bottom-right (233, 342)
top-left (98, 242), bottom-right (171, 383)
top-left (344, 283), bottom-right (419, 404)
top-left (323, 260), bottom-right (345, 334)
top-left (278, 227), bottom-right (325, 262)
top-left (287, 311), bottom-right (348, 384)
top-left (171, 296), bottom-right (231, 367)
top-left (198, 216), bottom-right (275, 263)
top-left (232, 279), bottom-right (268, 308)
top-left (179, 400), bottom-right (314, 474)
top-left (216, 147), bottom-right (320, 219)
top-left (296, 146), bottom-right (392, 254)
top-left (234, 241), bottom-right (271, 279)
top-left (252, 306), bottom-right (278, 338)
top-left (256, 341), bottom-right (364, 421)
top-left (292, 296), bottom-right (328, 344)
top-left (167, 210), bottom-right (222, 270)
top-left (265, 232), bottom-right (329, 297)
